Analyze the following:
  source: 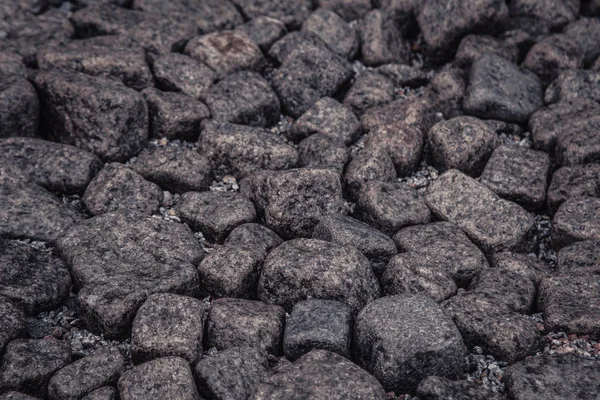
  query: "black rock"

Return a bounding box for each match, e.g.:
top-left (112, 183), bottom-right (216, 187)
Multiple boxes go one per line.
top-left (33, 70), bottom-right (148, 162)
top-left (455, 34), bottom-right (519, 67)
top-left (131, 293), bottom-right (206, 364)
top-left (0, 297), bottom-right (25, 354)
top-left (224, 223), bottom-right (283, 254)
top-left (118, 357), bottom-right (200, 400)
top-left (142, 88), bottom-right (211, 141)
top-left (353, 294), bottom-right (466, 393)
top-left (176, 191), bottom-right (256, 243)
top-left (523, 34), bottom-right (583, 83)
top-left (359, 9), bottom-right (409, 66)
top-left (344, 147), bottom-right (396, 200)
top-left (151, 53), bottom-right (217, 101)
top-left (552, 196), bottom-right (600, 249)
top-left (206, 298), bottom-right (286, 355)
top-left (0, 138), bottom-right (101, 194)
top-left (130, 146), bottom-right (213, 194)
top-left (301, 9), bottom-right (359, 59)
top-left (297, 135), bottom-right (349, 172)
top-left (230, 0), bottom-right (311, 30)
top-left (47, 347), bottom-right (124, 400)
top-left (236, 16), bottom-right (287, 52)
top-left (544, 70), bottom-right (600, 105)
top-left (194, 346), bottom-right (270, 400)
top-left (251, 350), bottom-right (387, 400)
top-left (557, 240), bottom-right (600, 275)
top-left (0, 78), bottom-right (39, 139)
top-left (343, 72), bottom-right (395, 117)
top-left (509, 0), bottom-right (579, 29)
top-left (82, 163), bottom-right (163, 216)
top-left (258, 238), bottom-right (380, 314)
top-left (417, 376), bottom-right (507, 400)
top-left (283, 299), bottom-right (353, 361)
top-left (0, 339), bottom-right (71, 398)
top-left (463, 54), bottom-right (543, 124)
top-left (205, 71), bottom-right (280, 128)
top-left (547, 164), bottom-right (600, 215)
top-left (81, 387), bottom-right (116, 400)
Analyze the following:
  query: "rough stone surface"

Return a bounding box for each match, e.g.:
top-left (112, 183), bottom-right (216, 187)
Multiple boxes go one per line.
top-left (544, 70), bottom-right (600, 105)
top-left (455, 34), bottom-right (519, 67)
top-left (301, 9), bottom-right (358, 59)
top-left (224, 223), bottom-right (283, 255)
top-left (343, 72), bottom-right (395, 117)
top-left (151, 53), bottom-right (217, 101)
top-left (523, 34), bottom-right (583, 83)
top-left (229, 0), bottom-right (312, 30)
top-left (206, 298), bottom-right (286, 355)
top-left (468, 268), bottom-right (537, 314)
top-left (297, 135), bottom-right (349, 172)
top-left (547, 163), bottom-right (600, 215)
top-left (344, 148), bottom-right (395, 200)
top-left (236, 16), bottom-right (287, 52)
top-left (491, 251), bottom-right (551, 286)
top-left (353, 294), bottom-right (466, 393)
top-left (317, 0), bottom-right (373, 21)
top-left (554, 112), bottom-right (600, 167)
top-left (258, 239), bottom-right (380, 314)
top-left (81, 387), bottom-right (116, 400)
top-left (557, 240), bottom-right (600, 275)
top-left (359, 9), bottom-right (409, 66)
top-left (417, 376), bottom-right (507, 400)
top-left (563, 17), bottom-right (600, 65)
top-left (0, 78), bottom-right (39, 139)
top-left (509, 0), bottom-right (579, 29)
top-left (0, 297), bottom-right (25, 354)
top-left (552, 196), bottom-right (600, 249)
top-left (0, 393), bottom-right (42, 400)
top-left (376, 63), bottom-right (429, 88)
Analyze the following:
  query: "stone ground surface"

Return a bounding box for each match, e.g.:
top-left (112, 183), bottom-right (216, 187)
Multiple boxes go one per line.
top-left (1, 1), bottom-right (600, 399)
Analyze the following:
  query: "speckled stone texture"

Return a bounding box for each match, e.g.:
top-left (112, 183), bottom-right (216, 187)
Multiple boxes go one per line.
top-left (224, 223), bottom-right (283, 254)
top-left (554, 112), bottom-right (600, 167)
top-left (297, 135), bottom-right (349, 172)
top-left (151, 53), bottom-right (217, 101)
top-left (523, 34), bottom-right (583, 84)
top-left (552, 196), bottom-right (600, 249)
top-left (0, 78), bottom-right (39, 139)
top-left (344, 147), bottom-right (396, 200)
top-left (236, 16), bottom-right (287, 52)
top-left (343, 72), bottom-right (394, 117)
top-left (81, 387), bottom-right (117, 400)
top-left (491, 251), bottom-right (551, 286)
top-left (302, 9), bottom-right (358, 60)
top-left (455, 34), bottom-right (518, 67)
top-left (0, 297), bottom-right (25, 354)
top-left (545, 70), bottom-right (600, 105)
top-left (417, 376), bottom-right (507, 400)
top-left (547, 163), bottom-right (600, 215)
top-left (557, 240), bottom-right (600, 275)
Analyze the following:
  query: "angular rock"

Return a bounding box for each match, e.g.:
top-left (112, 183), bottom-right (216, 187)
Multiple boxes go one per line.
top-left (555, 116), bottom-right (600, 168)
top-left (552, 196), bottom-right (600, 249)
top-left (224, 223), bottom-right (283, 254)
top-left (288, 97), bottom-right (361, 145)
top-left (205, 71), bottom-right (280, 128)
top-left (184, 31), bottom-right (264, 79)
top-left (455, 34), bottom-right (519, 67)
top-left (547, 164), bottom-right (600, 215)
top-left (229, 0), bottom-right (311, 30)
top-left (118, 357), bottom-right (199, 400)
top-left (251, 350), bottom-right (386, 400)
top-left (426, 170), bottom-right (534, 253)
top-left (427, 67), bottom-right (467, 119)
top-left (468, 268), bottom-right (536, 314)
top-left (544, 70), bottom-right (600, 104)
top-left (563, 17), bottom-right (600, 66)
top-left (313, 214), bottom-right (397, 277)
top-left (131, 293), bottom-right (206, 364)
top-left (463, 54), bottom-right (543, 124)
top-left (297, 135), bottom-right (349, 172)
top-left (428, 116), bottom-right (499, 177)
top-left (268, 31), bottom-right (328, 64)
top-left (343, 147), bottom-right (396, 200)
top-left (206, 298), bottom-right (285, 355)
top-left (343, 72), bottom-right (395, 117)
top-left (359, 9), bottom-right (409, 66)
top-left (480, 145), bottom-right (551, 209)
top-left (56, 211), bottom-right (203, 337)
top-left (557, 240), bottom-right (600, 275)
top-left (500, 16), bottom-right (551, 58)
top-left (0, 297), bottom-right (25, 354)
top-left (81, 387), bottom-right (116, 400)
top-left (151, 53), bottom-right (217, 101)
top-left (523, 34), bottom-right (583, 83)
top-left (47, 347), bottom-right (124, 400)
top-left (0, 240), bottom-right (71, 315)
top-left (317, 0), bottom-right (373, 21)
top-left (301, 9), bottom-right (358, 59)
top-left (258, 239), bottom-right (380, 314)
top-left (417, 376), bottom-right (507, 400)
top-left (240, 168), bottom-right (343, 239)
top-left (491, 251), bottom-right (551, 286)
top-left (0, 138), bottom-right (102, 194)
top-left (355, 181), bottom-right (430, 236)
top-left (353, 294), bottom-right (466, 393)
top-left (142, 88), bottom-right (210, 141)
top-left (33, 70), bottom-right (148, 162)
top-left (199, 121), bottom-right (298, 179)
top-left (509, 0), bottom-right (579, 29)
top-left (377, 63), bottom-right (429, 88)
top-left (0, 339), bottom-right (71, 398)
top-left (176, 191), bottom-right (256, 243)
top-left (0, 78), bottom-right (39, 138)
top-left (236, 16), bottom-right (287, 52)
top-left (283, 300), bottom-right (353, 361)
top-left (130, 146), bottom-right (213, 194)
top-left (82, 163), bottom-right (163, 216)
top-left (195, 346), bottom-right (270, 400)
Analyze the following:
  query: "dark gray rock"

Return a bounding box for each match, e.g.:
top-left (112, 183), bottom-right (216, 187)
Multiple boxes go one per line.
top-left (0, 166), bottom-right (83, 242)
top-left (428, 116), bottom-right (499, 177)
top-left (37, 36), bottom-right (153, 91)
top-left (353, 294), bottom-right (466, 393)
top-left (426, 170), bottom-right (534, 253)
top-left (359, 9), bottom-right (409, 66)
top-left (184, 31), bottom-right (264, 80)
top-left (194, 346), bottom-right (270, 400)
top-left (33, 70), bottom-right (148, 162)
top-left (547, 164), bottom-right (600, 215)
top-left (544, 70), bottom-right (600, 104)
top-left (509, 0), bottom-right (579, 29)
top-left (258, 239), bottom-right (380, 314)
top-left (417, 376), bottom-right (507, 400)
top-left (500, 16), bottom-right (551, 59)
top-left (0, 339), bottom-right (71, 398)
top-left (554, 113), bottom-right (600, 167)
top-left (0, 51), bottom-right (26, 80)
top-left (131, 293), bottom-right (206, 364)
top-left (523, 34), bottom-right (583, 83)
top-left (283, 299), bottom-right (353, 361)
top-left (288, 97), bottom-right (361, 145)
top-left (236, 16), bottom-right (287, 52)
top-left (316, 0), bottom-right (373, 21)
top-left (505, 355), bottom-right (600, 400)
top-left (268, 31), bottom-right (328, 64)
top-left (564, 17), bottom-right (600, 66)
top-left (47, 347), bottom-right (124, 400)
top-left (344, 147), bottom-right (396, 200)
top-left (552, 196), bottom-right (600, 249)
top-left (251, 350), bottom-right (386, 400)
top-left (230, 0), bottom-right (311, 29)
top-left (376, 63), bottom-right (429, 88)
top-left (468, 269), bottom-right (536, 314)
top-left (205, 71), bottom-right (280, 128)
top-left (224, 223), bottom-right (283, 254)
top-left (313, 214), bottom-right (397, 277)
top-left (142, 87), bottom-right (210, 141)
top-left (0, 297), bottom-right (25, 354)
top-left (81, 387), bottom-right (116, 400)
top-left (206, 298), bottom-right (285, 355)
top-left (343, 72), bottom-right (395, 117)
top-left (480, 145), bottom-right (551, 209)
top-left (151, 53), bottom-right (217, 101)
top-left (491, 251), bottom-right (551, 286)
top-left (0, 392), bottom-right (42, 400)
top-left (355, 181), bottom-right (430, 236)
top-left (0, 240), bottom-right (71, 315)
top-left (82, 163), bottom-right (163, 216)
top-left (427, 67), bottom-right (467, 119)
top-left (393, 222), bottom-right (489, 287)
top-left (455, 34), bottom-right (519, 67)
top-left (463, 54), bottom-right (543, 124)
top-left (443, 293), bottom-right (542, 362)
top-left (557, 240), bottom-right (600, 275)
top-left (0, 78), bottom-right (39, 138)
top-left (197, 245), bottom-right (266, 299)
top-left (301, 9), bottom-right (358, 59)
top-left (199, 121), bottom-right (298, 179)
top-left (240, 168), bottom-right (343, 239)
top-left (130, 146), bottom-right (213, 194)
top-left (56, 211), bottom-right (202, 338)
top-left (0, 138), bottom-right (101, 194)
top-left (118, 357), bottom-right (199, 400)
top-left (538, 274), bottom-right (600, 338)
top-left (176, 191), bottom-right (256, 243)
top-left (297, 135), bottom-right (349, 172)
